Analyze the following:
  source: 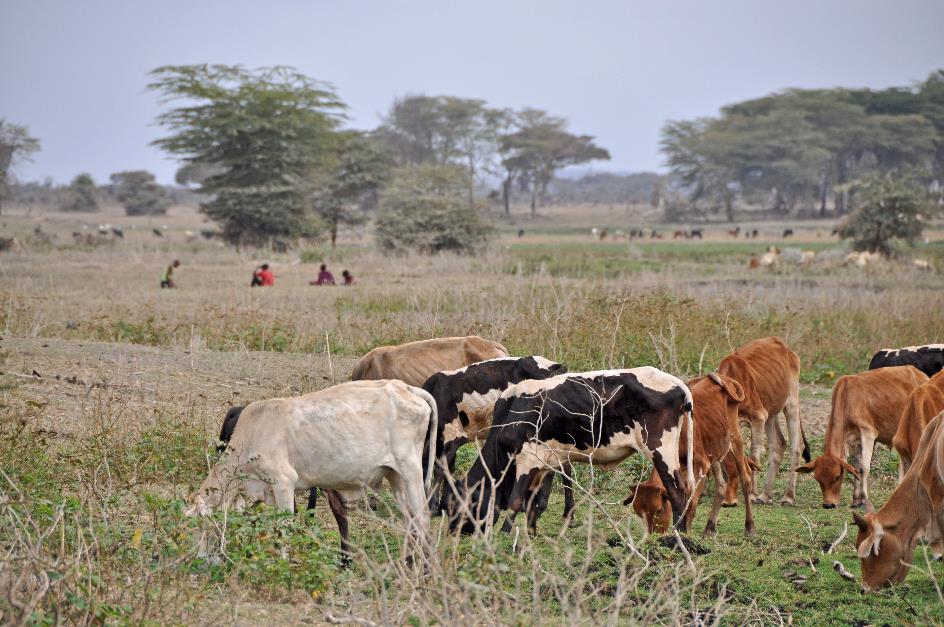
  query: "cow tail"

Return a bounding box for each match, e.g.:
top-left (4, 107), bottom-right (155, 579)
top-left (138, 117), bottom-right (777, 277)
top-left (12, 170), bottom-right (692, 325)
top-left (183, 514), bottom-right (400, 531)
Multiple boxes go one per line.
top-left (416, 388), bottom-right (439, 493)
top-left (801, 424), bottom-right (811, 463)
top-left (685, 402), bottom-right (695, 492)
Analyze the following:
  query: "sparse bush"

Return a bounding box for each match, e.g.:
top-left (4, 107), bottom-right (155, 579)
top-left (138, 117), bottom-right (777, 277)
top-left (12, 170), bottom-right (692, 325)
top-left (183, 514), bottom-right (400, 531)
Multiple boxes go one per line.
top-left (60, 173), bottom-right (99, 212)
top-left (374, 164), bottom-right (492, 254)
top-left (837, 173), bottom-right (931, 255)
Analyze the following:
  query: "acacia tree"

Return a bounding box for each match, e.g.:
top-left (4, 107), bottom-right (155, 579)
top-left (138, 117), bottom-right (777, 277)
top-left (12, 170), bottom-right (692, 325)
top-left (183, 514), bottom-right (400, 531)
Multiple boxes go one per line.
top-left (837, 173), bottom-right (930, 255)
top-left (110, 170), bottom-right (171, 216)
top-left (312, 131), bottom-right (391, 247)
top-left (149, 65), bottom-right (345, 245)
top-left (0, 120), bottom-right (40, 215)
top-left (501, 109), bottom-right (610, 217)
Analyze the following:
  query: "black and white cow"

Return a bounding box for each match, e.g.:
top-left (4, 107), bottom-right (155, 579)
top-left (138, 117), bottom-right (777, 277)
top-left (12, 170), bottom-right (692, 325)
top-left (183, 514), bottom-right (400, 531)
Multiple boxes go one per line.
top-left (869, 345), bottom-right (944, 378)
top-left (451, 367), bottom-right (694, 535)
top-left (422, 356), bottom-right (567, 515)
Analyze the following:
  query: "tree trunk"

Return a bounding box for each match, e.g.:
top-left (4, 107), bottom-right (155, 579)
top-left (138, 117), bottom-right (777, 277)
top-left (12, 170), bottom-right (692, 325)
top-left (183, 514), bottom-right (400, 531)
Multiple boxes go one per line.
top-left (819, 174), bottom-right (828, 217)
top-left (502, 176), bottom-right (511, 216)
top-left (330, 222), bottom-right (338, 248)
top-left (530, 187), bottom-right (537, 219)
top-left (467, 157), bottom-right (476, 212)
top-left (724, 193), bottom-right (734, 222)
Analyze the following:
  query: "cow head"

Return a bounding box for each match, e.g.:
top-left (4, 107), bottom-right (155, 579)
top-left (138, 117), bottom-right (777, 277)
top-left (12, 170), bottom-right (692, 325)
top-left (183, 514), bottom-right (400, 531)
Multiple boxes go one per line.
top-left (514, 356), bottom-right (567, 381)
top-left (854, 512), bottom-right (909, 590)
top-left (796, 454), bottom-right (860, 508)
top-left (624, 481), bottom-right (671, 534)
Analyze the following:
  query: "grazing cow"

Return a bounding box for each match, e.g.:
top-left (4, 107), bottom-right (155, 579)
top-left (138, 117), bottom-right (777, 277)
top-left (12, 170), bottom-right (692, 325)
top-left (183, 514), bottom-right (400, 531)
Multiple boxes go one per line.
top-left (188, 380), bottom-right (438, 557)
top-left (782, 228), bottom-right (794, 238)
top-left (352, 336), bottom-right (509, 388)
top-left (854, 411), bottom-right (944, 590)
top-left (796, 366), bottom-right (928, 510)
top-left (799, 250), bottom-right (816, 266)
top-left (869, 344), bottom-right (944, 378)
top-left (690, 229), bottom-right (704, 239)
top-left (717, 337), bottom-right (808, 505)
top-left (451, 368), bottom-right (694, 535)
top-left (750, 247), bottom-right (780, 270)
top-left (844, 251), bottom-right (882, 267)
top-left (650, 229), bottom-right (663, 239)
top-left (893, 371), bottom-right (944, 474)
top-left (111, 227), bottom-right (124, 238)
top-left (152, 228), bottom-right (163, 238)
top-left (624, 373), bottom-right (756, 536)
top-left (728, 227), bottom-right (741, 238)
top-left (750, 229), bottom-right (759, 238)
top-left (517, 229), bottom-right (525, 238)
top-left (673, 230), bottom-right (687, 239)
top-left (422, 356), bottom-right (568, 514)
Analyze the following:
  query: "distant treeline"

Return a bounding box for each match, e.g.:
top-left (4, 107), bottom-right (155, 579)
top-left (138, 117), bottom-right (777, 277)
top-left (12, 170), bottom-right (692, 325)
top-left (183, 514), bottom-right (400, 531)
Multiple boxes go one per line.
top-left (540, 172), bottom-right (663, 206)
top-left (11, 177), bottom-right (204, 212)
top-left (661, 70), bottom-right (944, 221)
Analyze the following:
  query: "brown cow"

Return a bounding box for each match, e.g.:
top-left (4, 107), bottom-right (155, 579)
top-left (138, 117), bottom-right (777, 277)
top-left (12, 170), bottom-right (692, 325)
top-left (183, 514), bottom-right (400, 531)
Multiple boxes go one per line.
top-left (893, 370), bottom-right (944, 476)
top-left (797, 366), bottom-right (928, 511)
top-left (854, 411), bottom-right (944, 590)
top-left (717, 337), bottom-right (807, 505)
top-left (624, 373), bottom-right (757, 536)
top-left (351, 336), bottom-right (509, 387)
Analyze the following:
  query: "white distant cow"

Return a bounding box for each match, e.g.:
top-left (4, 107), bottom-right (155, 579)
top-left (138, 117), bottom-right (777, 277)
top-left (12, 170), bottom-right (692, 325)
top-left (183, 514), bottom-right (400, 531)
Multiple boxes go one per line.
top-left (187, 380), bottom-right (437, 557)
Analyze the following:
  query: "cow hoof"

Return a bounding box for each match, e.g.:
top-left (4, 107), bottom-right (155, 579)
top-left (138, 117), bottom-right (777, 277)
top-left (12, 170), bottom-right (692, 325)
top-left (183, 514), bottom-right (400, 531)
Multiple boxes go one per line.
top-left (850, 502), bottom-right (865, 510)
top-left (565, 516), bottom-right (580, 529)
top-left (752, 495), bottom-right (772, 505)
top-left (780, 498), bottom-right (796, 507)
top-left (744, 526), bottom-right (756, 537)
top-left (702, 528), bottom-right (717, 539)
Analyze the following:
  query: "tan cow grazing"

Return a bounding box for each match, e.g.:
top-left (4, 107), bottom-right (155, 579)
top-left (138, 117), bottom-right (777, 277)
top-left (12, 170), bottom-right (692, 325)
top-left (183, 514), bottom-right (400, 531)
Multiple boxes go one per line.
top-left (187, 380), bottom-right (437, 558)
top-left (854, 411), bottom-right (944, 590)
top-left (893, 370), bottom-right (944, 476)
top-left (717, 337), bottom-right (806, 505)
top-left (797, 366), bottom-right (928, 511)
top-left (624, 373), bottom-right (757, 536)
top-left (351, 336), bottom-right (509, 387)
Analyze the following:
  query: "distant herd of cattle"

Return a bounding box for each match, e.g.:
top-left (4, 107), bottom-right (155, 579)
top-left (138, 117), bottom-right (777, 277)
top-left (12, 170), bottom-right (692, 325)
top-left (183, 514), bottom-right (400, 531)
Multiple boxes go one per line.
top-left (187, 335), bottom-right (944, 591)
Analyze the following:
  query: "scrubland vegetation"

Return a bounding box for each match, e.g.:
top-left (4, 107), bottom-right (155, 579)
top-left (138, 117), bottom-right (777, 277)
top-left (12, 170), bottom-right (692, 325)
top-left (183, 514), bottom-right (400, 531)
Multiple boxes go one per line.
top-left (1, 207), bottom-right (943, 624)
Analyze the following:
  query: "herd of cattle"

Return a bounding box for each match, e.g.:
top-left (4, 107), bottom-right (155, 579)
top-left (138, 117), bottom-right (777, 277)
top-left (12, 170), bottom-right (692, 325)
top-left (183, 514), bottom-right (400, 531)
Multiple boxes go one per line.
top-left (186, 335), bottom-right (944, 591)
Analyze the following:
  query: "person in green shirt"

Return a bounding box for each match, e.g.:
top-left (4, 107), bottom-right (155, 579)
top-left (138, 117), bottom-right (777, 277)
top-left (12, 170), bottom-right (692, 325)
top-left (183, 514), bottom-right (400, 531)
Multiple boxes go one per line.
top-left (161, 259), bottom-right (181, 288)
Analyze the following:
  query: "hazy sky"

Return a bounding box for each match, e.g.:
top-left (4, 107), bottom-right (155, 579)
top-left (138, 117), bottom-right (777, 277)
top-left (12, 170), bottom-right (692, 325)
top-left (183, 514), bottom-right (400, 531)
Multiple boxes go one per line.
top-left (2, 0), bottom-right (943, 185)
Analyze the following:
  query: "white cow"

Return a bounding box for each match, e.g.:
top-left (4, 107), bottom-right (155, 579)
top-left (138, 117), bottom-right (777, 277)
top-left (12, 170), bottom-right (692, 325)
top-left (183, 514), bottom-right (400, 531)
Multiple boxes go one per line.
top-left (187, 379), bottom-right (437, 557)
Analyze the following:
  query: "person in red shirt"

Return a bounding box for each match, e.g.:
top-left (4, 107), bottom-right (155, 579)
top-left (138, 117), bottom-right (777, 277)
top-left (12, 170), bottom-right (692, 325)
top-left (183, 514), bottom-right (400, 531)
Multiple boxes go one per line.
top-left (341, 269), bottom-right (354, 285)
top-left (251, 264), bottom-right (275, 287)
top-left (310, 264), bottom-right (335, 285)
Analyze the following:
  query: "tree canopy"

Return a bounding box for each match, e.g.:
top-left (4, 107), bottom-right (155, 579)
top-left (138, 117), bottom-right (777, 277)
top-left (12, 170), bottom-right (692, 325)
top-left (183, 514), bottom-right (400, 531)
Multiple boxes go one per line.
top-left (660, 70), bottom-right (944, 220)
top-left (149, 64), bottom-right (346, 245)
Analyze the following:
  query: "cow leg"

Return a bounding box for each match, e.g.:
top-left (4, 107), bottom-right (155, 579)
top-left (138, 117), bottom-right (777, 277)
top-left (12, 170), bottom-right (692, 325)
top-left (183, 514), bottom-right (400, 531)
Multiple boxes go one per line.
top-left (732, 449), bottom-right (756, 536)
top-left (307, 488), bottom-right (318, 512)
top-left (325, 489), bottom-right (351, 563)
top-left (704, 462), bottom-right (726, 538)
top-left (526, 471), bottom-right (555, 536)
top-left (781, 386), bottom-right (802, 505)
top-left (747, 413), bottom-right (767, 497)
top-left (721, 452), bottom-right (739, 507)
top-left (685, 467), bottom-right (708, 534)
top-left (757, 415), bottom-right (785, 504)
top-left (434, 440), bottom-right (465, 515)
top-left (856, 431), bottom-right (877, 512)
top-left (561, 463), bottom-right (577, 526)
top-left (388, 464), bottom-right (429, 565)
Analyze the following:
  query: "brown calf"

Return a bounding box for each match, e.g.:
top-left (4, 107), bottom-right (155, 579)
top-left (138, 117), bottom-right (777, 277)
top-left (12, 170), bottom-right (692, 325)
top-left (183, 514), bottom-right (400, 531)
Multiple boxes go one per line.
top-left (717, 337), bottom-right (806, 505)
top-left (854, 411), bottom-right (944, 590)
top-left (797, 366), bottom-right (928, 511)
top-left (624, 373), bottom-right (756, 536)
top-left (893, 370), bottom-right (944, 476)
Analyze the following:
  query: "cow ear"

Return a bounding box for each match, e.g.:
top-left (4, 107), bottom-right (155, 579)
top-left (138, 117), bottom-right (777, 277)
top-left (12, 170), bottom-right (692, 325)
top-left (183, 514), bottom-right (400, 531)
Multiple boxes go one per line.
top-left (841, 459), bottom-right (862, 479)
top-left (687, 375), bottom-right (706, 387)
top-left (853, 511), bottom-right (870, 533)
top-left (796, 460), bottom-right (816, 474)
top-left (709, 373), bottom-right (745, 402)
top-left (623, 483), bottom-right (641, 505)
top-left (858, 519), bottom-right (885, 558)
